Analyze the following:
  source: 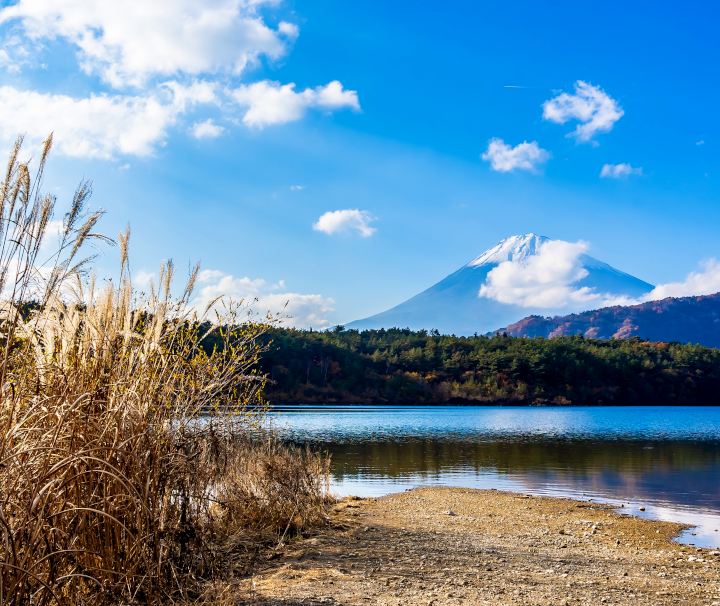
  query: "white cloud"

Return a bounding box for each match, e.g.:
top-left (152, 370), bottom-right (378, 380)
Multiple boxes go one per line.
top-left (600, 163), bottom-right (642, 178)
top-left (0, 83), bottom-right (212, 159)
top-left (543, 81), bottom-right (623, 142)
top-left (479, 236), bottom-right (720, 312)
top-left (313, 209), bottom-right (376, 238)
top-left (191, 119), bottom-right (224, 139)
top-left (0, 2), bottom-right (360, 158)
top-left (0, 0), bottom-right (296, 88)
top-left (289, 184), bottom-right (305, 191)
top-left (163, 80), bottom-right (218, 109)
top-left (481, 138), bottom-right (550, 173)
top-left (479, 239), bottom-right (602, 308)
top-left (646, 260), bottom-right (720, 300)
top-left (192, 269), bottom-right (335, 329)
top-left (231, 80), bottom-right (360, 128)
top-left (0, 77), bottom-right (357, 157)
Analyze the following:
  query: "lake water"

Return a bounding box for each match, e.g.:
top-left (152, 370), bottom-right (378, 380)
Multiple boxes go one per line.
top-left (269, 405), bottom-right (720, 548)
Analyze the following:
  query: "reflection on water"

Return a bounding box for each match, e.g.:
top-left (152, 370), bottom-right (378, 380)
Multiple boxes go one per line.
top-left (270, 406), bottom-right (720, 548)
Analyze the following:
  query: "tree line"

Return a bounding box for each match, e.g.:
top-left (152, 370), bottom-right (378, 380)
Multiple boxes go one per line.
top-left (254, 327), bottom-right (720, 405)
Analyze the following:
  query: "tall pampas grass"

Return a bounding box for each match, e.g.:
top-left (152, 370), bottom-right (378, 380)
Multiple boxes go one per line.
top-left (0, 137), bottom-right (330, 605)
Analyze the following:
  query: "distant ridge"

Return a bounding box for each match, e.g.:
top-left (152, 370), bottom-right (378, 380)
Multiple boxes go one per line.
top-left (497, 292), bottom-right (720, 348)
top-left (347, 233), bottom-right (654, 336)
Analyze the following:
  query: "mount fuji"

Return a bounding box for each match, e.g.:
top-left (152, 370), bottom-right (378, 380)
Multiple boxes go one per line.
top-left (346, 234), bottom-right (654, 336)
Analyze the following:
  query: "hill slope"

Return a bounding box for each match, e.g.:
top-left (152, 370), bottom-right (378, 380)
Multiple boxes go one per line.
top-left (347, 234), bottom-right (654, 335)
top-left (499, 292), bottom-right (720, 347)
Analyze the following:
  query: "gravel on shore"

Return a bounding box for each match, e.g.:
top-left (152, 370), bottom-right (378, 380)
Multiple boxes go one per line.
top-left (238, 487), bottom-right (720, 605)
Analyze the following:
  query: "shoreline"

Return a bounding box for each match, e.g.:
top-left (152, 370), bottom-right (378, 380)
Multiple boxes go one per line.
top-left (326, 484), bottom-right (720, 550)
top-left (269, 403), bottom-right (720, 407)
top-left (239, 487), bottom-right (720, 605)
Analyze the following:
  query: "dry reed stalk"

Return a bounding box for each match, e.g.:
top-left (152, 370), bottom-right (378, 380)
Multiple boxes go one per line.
top-left (0, 137), bottom-right (330, 605)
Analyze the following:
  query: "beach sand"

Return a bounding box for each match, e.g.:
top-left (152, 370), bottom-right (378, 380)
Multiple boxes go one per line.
top-left (237, 487), bottom-right (720, 605)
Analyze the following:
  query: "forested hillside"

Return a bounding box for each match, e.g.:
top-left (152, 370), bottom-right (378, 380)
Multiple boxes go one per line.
top-left (500, 293), bottom-right (720, 347)
top-left (258, 328), bottom-right (720, 405)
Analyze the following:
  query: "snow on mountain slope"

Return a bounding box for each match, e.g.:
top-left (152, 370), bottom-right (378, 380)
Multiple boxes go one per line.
top-left (467, 233), bottom-right (547, 266)
top-left (346, 233), bottom-right (654, 336)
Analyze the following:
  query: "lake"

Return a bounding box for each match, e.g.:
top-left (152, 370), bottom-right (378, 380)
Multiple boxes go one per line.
top-left (269, 405), bottom-right (720, 548)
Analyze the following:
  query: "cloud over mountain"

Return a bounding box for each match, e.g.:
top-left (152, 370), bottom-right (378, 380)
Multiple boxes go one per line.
top-left (479, 240), bottom-right (598, 307)
top-left (479, 237), bottom-right (720, 310)
top-left (348, 234), bottom-right (653, 335)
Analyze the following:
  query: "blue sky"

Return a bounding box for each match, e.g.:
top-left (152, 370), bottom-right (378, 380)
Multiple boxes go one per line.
top-left (0, 0), bottom-right (718, 326)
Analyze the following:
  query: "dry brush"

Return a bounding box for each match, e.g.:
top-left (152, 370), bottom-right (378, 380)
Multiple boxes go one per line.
top-left (0, 136), bottom-right (329, 605)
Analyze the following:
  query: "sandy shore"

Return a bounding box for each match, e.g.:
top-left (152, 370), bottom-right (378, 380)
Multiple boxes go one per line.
top-left (238, 487), bottom-right (720, 605)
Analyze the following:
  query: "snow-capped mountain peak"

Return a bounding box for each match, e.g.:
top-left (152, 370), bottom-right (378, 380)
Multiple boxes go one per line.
top-left (467, 233), bottom-right (549, 267)
top-left (347, 232), bottom-right (655, 336)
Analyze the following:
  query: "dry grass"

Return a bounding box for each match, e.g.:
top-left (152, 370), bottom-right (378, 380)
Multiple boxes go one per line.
top-left (0, 136), bottom-right (330, 605)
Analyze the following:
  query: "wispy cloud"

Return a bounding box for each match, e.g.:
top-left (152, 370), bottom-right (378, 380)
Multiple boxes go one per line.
top-left (0, 48), bottom-right (20, 74)
top-left (313, 209), bottom-right (377, 237)
top-left (482, 138), bottom-right (550, 173)
top-left (543, 81), bottom-right (623, 143)
top-left (190, 119), bottom-right (224, 140)
top-left (600, 163), bottom-right (642, 178)
top-left (646, 260), bottom-right (720, 300)
top-left (189, 269), bottom-right (335, 329)
top-left (134, 267), bottom-right (337, 329)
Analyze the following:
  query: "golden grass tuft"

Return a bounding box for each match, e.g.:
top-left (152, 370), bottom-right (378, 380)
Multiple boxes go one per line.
top-left (0, 136), bottom-right (330, 605)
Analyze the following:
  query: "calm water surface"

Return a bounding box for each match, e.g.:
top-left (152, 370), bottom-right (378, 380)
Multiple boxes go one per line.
top-left (269, 406), bottom-right (720, 548)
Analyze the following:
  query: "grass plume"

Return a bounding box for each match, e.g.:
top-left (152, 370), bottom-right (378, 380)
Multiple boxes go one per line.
top-left (0, 137), bottom-right (330, 605)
